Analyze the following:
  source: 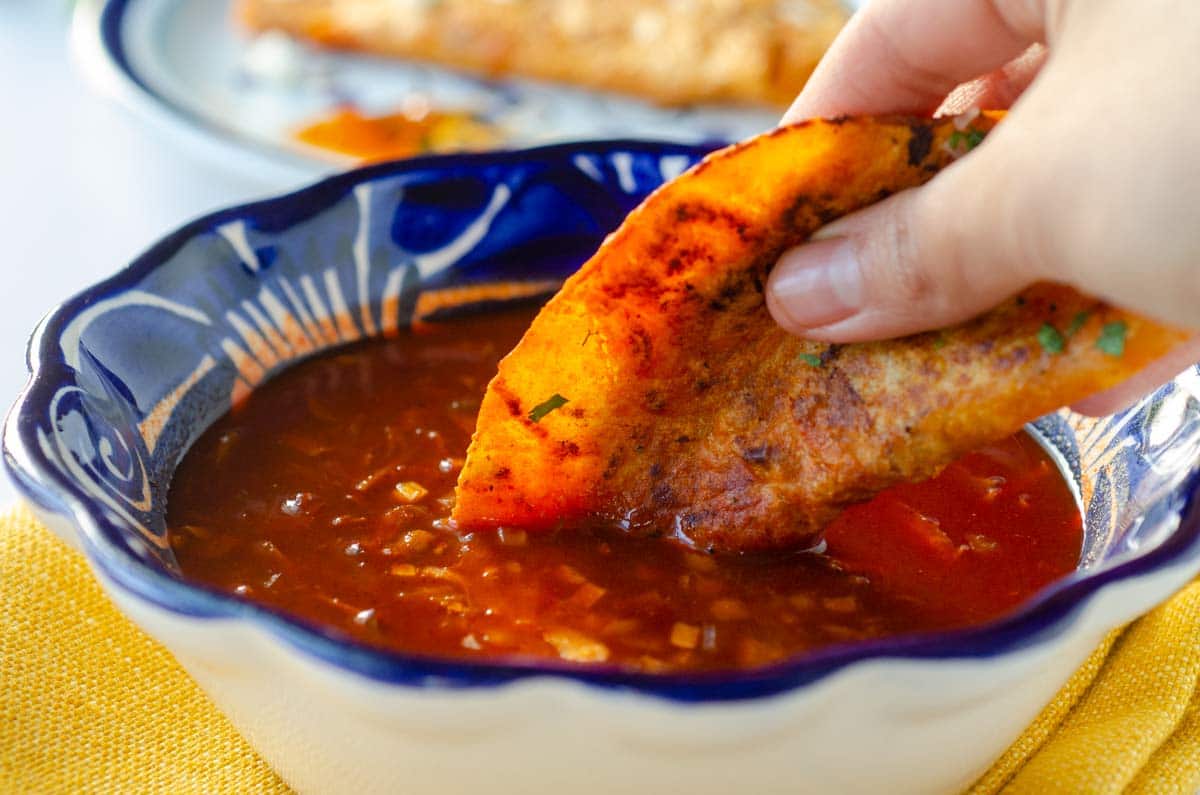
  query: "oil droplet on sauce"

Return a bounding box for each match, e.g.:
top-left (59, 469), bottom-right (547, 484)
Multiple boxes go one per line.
top-left (168, 306), bottom-right (1082, 672)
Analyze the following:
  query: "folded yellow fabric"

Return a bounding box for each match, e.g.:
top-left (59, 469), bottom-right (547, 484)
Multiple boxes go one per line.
top-left (3, 504), bottom-right (1200, 794)
top-left (0, 505), bottom-right (289, 794)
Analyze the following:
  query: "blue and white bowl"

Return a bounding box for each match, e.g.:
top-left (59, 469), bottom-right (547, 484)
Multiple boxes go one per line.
top-left (6, 142), bottom-right (1200, 795)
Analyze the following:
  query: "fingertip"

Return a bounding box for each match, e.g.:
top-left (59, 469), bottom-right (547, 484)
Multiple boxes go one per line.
top-left (780, 102), bottom-right (810, 127)
top-left (1068, 391), bottom-right (1142, 419)
top-left (766, 238), bottom-right (863, 335)
top-left (780, 87), bottom-right (829, 126)
top-left (1070, 337), bottom-right (1200, 417)
top-left (779, 0), bottom-right (1040, 121)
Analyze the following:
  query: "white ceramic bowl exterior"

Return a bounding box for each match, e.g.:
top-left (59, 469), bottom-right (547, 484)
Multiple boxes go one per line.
top-left (74, 550), bottom-right (1189, 795)
top-left (8, 143), bottom-right (1200, 794)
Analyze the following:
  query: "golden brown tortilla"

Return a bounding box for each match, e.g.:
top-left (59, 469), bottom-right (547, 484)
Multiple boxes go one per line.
top-left (453, 115), bottom-right (1185, 551)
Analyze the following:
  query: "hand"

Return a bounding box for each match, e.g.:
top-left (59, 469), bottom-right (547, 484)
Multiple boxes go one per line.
top-left (765, 0), bottom-right (1200, 415)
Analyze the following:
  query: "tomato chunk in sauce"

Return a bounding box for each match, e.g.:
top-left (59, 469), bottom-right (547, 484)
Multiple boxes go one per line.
top-left (167, 307), bottom-right (1082, 672)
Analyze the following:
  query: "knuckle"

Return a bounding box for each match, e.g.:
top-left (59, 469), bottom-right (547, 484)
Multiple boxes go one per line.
top-left (993, 0), bottom-right (1052, 40)
top-left (984, 147), bottom-right (1057, 282)
top-left (873, 202), bottom-right (937, 306)
top-left (860, 14), bottom-right (956, 103)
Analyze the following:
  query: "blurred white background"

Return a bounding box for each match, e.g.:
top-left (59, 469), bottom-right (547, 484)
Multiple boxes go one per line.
top-left (0, 4), bottom-right (282, 505)
top-left (0, 1), bottom-right (863, 506)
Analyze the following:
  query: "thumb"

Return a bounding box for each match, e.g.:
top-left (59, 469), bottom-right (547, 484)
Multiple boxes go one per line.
top-left (766, 126), bottom-right (1043, 343)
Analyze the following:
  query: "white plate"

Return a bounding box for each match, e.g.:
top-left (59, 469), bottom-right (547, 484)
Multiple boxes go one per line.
top-left (74, 0), bottom-right (863, 190)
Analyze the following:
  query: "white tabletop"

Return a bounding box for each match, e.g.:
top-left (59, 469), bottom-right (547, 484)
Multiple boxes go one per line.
top-left (0, 4), bottom-right (293, 506)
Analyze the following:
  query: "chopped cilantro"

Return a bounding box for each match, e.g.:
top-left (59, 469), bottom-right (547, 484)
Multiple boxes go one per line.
top-left (949, 128), bottom-right (986, 151)
top-left (932, 332), bottom-right (948, 350)
top-left (798, 352), bottom-right (823, 368)
top-left (528, 393), bottom-right (569, 423)
top-left (1065, 311), bottom-right (1090, 338)
top-left (1096, 321), bottom-right (1128, 356)
top-left (1038, 323), bottom-right (1065, 354)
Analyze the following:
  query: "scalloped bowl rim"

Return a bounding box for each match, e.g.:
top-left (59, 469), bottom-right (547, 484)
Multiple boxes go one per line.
top-left (7, 141), bottom-right (1200, 704)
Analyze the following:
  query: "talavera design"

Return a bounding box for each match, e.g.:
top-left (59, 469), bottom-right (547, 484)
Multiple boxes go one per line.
top-left (7, 141), bottom-right (1200, 700)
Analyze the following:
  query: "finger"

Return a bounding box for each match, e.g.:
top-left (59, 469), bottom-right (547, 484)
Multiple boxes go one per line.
top-left (936, 43), bottom-right (1048, 115)
top-left (783, 0), bottom-right (1046, 122)
top-left (766, 122), bottom-right (1044, 342)
top-left (1070, 336), bottom-right (1200, 417)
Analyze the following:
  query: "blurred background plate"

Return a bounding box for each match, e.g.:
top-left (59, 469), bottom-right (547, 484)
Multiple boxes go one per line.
top-left (75, 0), bottom-right (868, 186)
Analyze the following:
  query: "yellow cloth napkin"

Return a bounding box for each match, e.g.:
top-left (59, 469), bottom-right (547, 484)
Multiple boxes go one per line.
top-left (3, 505), bottom-right (1200, 795)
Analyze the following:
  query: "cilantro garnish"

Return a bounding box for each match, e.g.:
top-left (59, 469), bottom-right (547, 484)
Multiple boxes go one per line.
top-left (1037, 323), bottom-right (1065, 354)
top-left (949, 128), bottom-right (986, 151)
top-left (798, 352), bottom-right (823, 368)
top-left (529, 393), bottom-right (569, 423)
top-left (1065, 311), bottom-right (1090, 338)
top-left (1096, 321), bottom-right (1128, 357)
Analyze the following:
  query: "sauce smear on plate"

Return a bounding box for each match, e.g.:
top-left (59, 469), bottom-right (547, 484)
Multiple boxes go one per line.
top-left (294, 105), bottom-right (501, 163)
top-left (168, 307), bottom-right (1081, 671)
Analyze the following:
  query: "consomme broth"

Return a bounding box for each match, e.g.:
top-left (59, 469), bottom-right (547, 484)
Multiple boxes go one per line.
top-left (167, 306), bottom-right (1082, 672)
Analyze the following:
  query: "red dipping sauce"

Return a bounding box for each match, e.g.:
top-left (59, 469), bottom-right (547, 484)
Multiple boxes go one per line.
top-left (167, 307), bottom-right (1082, 672)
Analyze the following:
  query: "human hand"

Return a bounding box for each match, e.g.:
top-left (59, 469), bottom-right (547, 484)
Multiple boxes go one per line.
top-left (765, 0), bottom-right (1200, 415)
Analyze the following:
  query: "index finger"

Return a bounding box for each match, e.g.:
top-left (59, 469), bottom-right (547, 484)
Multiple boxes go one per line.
top-left (784, 0), bottom-right (1047, 122)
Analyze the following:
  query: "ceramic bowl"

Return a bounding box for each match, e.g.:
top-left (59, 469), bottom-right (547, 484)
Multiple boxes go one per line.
top-left (7, 141), bottom-right (1200, 795)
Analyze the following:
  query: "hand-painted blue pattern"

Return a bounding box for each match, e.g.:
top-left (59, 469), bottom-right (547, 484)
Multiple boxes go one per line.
top-left (6, 141), bottom-right (1200, 702)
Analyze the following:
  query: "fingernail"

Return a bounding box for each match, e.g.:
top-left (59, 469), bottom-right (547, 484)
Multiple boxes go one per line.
top-left (767, 237), bottom-right (864, 333)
